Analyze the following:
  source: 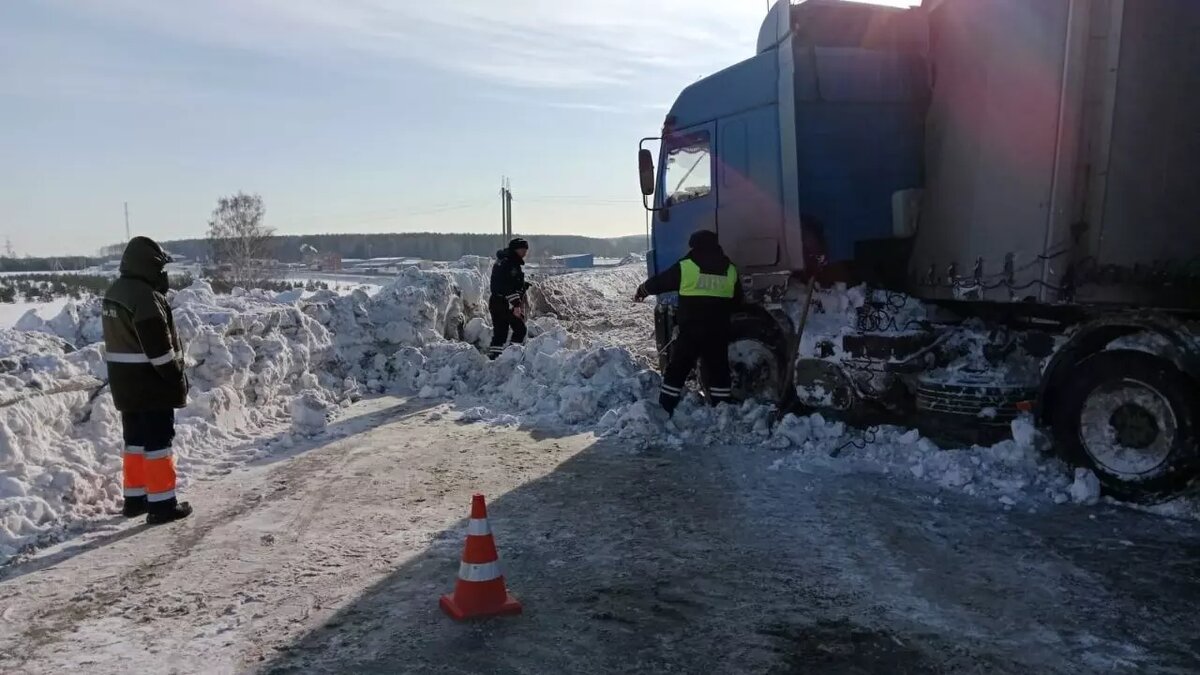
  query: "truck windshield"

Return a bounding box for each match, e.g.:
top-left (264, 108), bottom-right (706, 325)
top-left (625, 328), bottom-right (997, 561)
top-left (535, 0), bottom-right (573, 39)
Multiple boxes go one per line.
top-left (664, 132), bottom-right (711, 206)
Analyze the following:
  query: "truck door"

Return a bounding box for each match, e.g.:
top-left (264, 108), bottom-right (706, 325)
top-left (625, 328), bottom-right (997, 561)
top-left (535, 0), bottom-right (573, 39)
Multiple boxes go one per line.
top-left (717, 107), bottom-right (784, 270)
top-left (653, 124), bottom-right (717, 276)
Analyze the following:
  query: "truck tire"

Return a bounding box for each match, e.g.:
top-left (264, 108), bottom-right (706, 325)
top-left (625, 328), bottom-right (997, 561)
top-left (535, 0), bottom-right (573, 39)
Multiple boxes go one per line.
top-left (726, 313), bottom-right (788, 403)
top-left (1052, 350), bottom-right (1200, 501)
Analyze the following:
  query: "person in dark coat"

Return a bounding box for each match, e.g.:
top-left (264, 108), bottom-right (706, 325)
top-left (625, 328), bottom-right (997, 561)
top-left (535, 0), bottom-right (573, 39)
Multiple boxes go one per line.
top-left (488, 237), bottom-right (531, 359)
top-left (634, 230), bottom-right (741, 415)
top-left (102, 236), bottom-right (192, 524)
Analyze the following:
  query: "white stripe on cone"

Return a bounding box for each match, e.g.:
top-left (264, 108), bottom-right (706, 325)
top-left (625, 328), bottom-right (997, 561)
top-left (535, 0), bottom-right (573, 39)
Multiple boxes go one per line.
top-left (467, 518), bottom-right (491, 536)
top-left (458, 561), bottom-right (502, 582)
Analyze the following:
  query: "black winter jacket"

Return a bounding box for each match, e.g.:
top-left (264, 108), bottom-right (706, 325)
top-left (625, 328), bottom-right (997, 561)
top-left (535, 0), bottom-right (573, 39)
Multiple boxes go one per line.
top-left (639, 246), bottom-right (742, 329)
top-left (490, 249), bottom-right (529, 308)
top-left (102, 237), bottom-right (188, 412)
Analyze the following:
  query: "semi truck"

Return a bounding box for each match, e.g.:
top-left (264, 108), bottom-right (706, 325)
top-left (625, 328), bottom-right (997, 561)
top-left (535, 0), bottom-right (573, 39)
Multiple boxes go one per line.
top-left (637, 0), bottom-right (1200, 500)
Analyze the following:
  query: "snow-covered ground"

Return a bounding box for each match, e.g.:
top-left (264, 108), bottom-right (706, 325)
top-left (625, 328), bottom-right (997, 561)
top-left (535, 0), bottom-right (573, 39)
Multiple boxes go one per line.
top-left (281, 271), bottom-right (386, 293)
top-left (2, 397), bottom-right (1199, 673)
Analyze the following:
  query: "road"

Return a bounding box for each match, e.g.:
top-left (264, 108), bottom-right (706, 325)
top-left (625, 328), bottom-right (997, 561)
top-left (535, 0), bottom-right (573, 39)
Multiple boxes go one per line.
top-left (1, 396), bottom-right (1199, 674)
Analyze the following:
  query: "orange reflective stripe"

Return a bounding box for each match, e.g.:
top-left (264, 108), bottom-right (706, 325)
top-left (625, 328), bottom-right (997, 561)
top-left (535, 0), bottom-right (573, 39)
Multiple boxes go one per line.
top-left (145, 453), bottom-right (177, 498)
top-left (123, 451), bottom-right (146, 490)
top-left (462, 533), bottom-right (500, 565)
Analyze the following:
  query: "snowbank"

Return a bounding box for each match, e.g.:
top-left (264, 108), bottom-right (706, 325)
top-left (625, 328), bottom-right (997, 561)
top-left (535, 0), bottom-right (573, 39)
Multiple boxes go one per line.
top-left (526, 265), bottom-right (655, 363)
top-left (587, 394), bottom-right (1113, 510)
top-left (0, 263), bottom-right (662, 561)
top-left (0, 267), bottom-right (485, 562)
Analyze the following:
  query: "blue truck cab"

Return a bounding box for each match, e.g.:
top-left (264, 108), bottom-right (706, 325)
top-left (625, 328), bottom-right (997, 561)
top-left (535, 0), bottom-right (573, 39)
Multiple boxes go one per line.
top-left (642, 0), bottom-right (927, 308)
top-left (637, 0), bottom-right (1200, 501)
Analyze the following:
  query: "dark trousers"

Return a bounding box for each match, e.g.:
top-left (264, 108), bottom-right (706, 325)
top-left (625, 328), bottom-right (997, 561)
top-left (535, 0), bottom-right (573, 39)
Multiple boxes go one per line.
top-left (488, 296), bottom-right (527, 359)
top-left (120, 410), bottom-right (178, 514)
top-left (659, 325), bottom-right (732, 414)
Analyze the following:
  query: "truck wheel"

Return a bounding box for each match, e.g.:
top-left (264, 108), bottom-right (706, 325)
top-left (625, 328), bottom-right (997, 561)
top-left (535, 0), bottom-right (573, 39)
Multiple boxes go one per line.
top-left (728, 338), bottom-right (781, 402)
top-left (727, 314), bottom-right (788, 403)
top-left (1052, 350), bottom-right (1200, 501)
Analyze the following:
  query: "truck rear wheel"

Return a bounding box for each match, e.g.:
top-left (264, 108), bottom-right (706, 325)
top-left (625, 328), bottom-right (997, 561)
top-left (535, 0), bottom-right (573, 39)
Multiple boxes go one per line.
top-left (1052, 350), bottom-right (1200, 501)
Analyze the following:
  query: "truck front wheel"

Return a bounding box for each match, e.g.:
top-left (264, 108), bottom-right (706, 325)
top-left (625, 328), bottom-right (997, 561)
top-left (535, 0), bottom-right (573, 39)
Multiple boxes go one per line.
top-left (1052, 350), bottom-right (1200, 501)
top-left (727, 313), bottom-right (788, 404)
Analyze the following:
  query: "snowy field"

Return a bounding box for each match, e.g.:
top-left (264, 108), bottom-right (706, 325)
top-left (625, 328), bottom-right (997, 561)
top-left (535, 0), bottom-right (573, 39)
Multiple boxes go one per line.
top-left (1, 260), bottom-right (1199, 671)
top-left (0, 298), bottom-right (71, 329)
top-left (281, 270), bottom-right (386, 293)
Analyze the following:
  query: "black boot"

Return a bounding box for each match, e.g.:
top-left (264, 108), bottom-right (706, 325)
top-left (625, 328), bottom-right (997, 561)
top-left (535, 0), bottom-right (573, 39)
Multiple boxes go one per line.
top-left (147, 501), bottom-right (193, 525)
top-left (121, 496), bottom-right (148, 518)
top-left (660, 395), bottom-right (680, 417)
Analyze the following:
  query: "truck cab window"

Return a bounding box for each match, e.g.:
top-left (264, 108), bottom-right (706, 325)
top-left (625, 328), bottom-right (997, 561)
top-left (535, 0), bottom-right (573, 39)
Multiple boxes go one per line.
top-left (664, 132), bottom-right (711, 206)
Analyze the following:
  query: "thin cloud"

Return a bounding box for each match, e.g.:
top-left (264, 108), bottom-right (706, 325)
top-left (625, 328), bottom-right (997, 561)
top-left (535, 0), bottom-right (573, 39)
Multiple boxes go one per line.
top-left (545, 101), bottom-right (633, 114)
top-left (30, 0), bottom-right (763, 94)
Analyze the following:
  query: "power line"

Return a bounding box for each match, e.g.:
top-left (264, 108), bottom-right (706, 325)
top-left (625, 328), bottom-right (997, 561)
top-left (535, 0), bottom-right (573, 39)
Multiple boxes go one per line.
top-left (281, 199), bottom-right (493, 226)
top-left (330, 203), bottom-right (494, 230)
top-left (521, 195), bottom-right (641, 203)
top-left (522, 201), bottom-right (641, 208)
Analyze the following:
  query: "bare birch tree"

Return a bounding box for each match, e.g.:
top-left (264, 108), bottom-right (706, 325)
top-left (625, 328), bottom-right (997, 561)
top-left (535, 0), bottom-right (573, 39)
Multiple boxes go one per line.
top-left (206, 192), bottom-right (275, 289)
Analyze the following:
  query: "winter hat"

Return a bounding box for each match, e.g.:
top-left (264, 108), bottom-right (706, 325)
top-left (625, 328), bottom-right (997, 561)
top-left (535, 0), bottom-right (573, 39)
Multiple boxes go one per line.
top-left (688, 230), bottom-right (719, 251)
top-left (508, 237), bottom-right (529, 252)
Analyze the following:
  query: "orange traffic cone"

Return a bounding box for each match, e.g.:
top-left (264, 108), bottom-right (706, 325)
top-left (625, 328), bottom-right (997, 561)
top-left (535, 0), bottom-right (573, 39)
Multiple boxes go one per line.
top-left (440, 493), bottom-right (522, 620)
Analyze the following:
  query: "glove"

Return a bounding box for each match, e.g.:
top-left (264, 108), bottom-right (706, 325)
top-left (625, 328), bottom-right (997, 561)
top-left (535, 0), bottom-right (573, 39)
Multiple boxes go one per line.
top-left (633, 286), bottom-right (648, 303)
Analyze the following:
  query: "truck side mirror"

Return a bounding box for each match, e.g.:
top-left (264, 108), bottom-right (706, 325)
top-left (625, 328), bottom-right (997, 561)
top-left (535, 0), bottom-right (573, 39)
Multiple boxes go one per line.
top-left (638, 149), bottom-right (656, 196)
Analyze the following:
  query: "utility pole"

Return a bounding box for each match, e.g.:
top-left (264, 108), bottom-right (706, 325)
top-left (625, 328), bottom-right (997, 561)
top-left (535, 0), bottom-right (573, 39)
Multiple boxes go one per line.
top-left (499, 177), bottom-right (507, 249)
top-left (124, 201), bottom-right (131, 242)
top-left (4, 236), bottom-right (13, 257)
top-left (505, 177), bottom-right (513, 240)
top-left (499, 177), bottom-right (514, 246)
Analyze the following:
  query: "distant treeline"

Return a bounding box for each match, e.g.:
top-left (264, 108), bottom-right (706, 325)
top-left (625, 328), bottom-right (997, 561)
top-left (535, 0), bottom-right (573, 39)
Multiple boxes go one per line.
top-left (0, 256), bottom-right (98, 272)
top-left (155, 233), bottom-right (648, 263)
top-left (0, 273), bottom-right (198, 304)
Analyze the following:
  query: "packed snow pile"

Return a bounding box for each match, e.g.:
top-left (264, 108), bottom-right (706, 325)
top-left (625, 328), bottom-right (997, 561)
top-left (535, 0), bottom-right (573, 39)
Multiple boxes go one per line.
top-left (528, 264), bottom-right (643, 323)
top-left (14, 299), bottom-right (104, 349)
top-left (527, 264), bottom-right (655, 363)
top-left (384, 319), bottom-right (658, 427)
top-left (589, 393), bottom-right (1110, 509)
top-left (0, 267), bottom-right (487, 563)
top-left (795, 284), bottom-right (927, 362)
top-left (301, 266), bottom-right (485, 382)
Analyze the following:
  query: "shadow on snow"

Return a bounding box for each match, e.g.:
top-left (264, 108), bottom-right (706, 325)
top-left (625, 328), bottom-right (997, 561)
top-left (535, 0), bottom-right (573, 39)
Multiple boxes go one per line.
top-left (256, 429), bottom-right (1200, 675)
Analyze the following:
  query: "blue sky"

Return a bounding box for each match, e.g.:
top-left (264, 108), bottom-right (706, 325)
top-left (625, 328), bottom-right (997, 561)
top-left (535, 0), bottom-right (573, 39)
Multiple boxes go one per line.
top-left (0, 0), bottom-right (772, 256)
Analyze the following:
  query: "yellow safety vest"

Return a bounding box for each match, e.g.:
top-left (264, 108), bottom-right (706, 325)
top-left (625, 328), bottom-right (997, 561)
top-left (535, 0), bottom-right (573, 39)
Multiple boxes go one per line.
top-left (679, 259), bottom-right (737, 298)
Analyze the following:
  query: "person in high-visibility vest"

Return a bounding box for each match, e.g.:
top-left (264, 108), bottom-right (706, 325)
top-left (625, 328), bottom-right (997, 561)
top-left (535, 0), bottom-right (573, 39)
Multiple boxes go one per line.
top-left (634, 230), bottom-right (741, 415)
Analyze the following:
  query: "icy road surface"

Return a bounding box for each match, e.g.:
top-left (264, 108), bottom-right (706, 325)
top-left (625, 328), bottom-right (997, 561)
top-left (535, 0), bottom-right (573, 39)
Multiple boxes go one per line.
top-left (1, 397), bottom-right (1198, 674)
